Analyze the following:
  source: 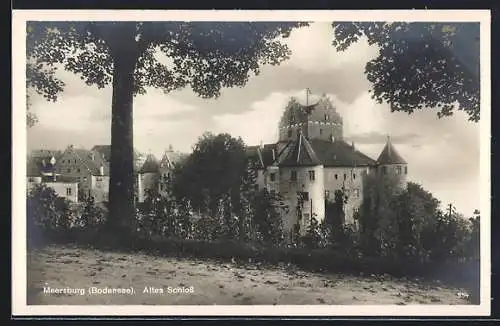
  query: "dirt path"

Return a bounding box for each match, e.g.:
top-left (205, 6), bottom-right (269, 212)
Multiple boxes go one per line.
top-left (26, 245), bottom-right (471, 305)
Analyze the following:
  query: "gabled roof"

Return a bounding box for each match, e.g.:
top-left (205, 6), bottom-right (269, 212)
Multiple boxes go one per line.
top-left (58, 147), bottom-right (110, 176)
top-left (140, 154), bottom-right (160, 174)
top-left (376, 137), bottom-right (407, 165)
top-left (277, 132), bottom-right (322, 167)
top-left (160, 149), bottom-right (184, 170)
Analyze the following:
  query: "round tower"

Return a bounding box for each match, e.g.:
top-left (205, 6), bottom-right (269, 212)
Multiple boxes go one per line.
top-left (376, 136), bottom-right (408, 190)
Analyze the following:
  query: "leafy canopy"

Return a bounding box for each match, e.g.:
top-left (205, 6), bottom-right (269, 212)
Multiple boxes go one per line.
top-left (332, 22), bottom-right (480, 122)
top-left (27, 21), bottom-right (308, 102)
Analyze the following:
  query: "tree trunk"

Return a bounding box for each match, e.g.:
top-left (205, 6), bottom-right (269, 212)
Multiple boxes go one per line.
top-left (107, 27), bottom-right (138, 239)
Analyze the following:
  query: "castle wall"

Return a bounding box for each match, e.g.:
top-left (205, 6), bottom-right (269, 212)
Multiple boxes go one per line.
top-left (279, 165), bottom-right (325, 236)
top-left (323, 166), bottom-right (371, 225)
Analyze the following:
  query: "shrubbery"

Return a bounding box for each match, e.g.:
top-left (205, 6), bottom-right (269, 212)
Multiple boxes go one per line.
top-left (26, 134), bottom-right (480, 302)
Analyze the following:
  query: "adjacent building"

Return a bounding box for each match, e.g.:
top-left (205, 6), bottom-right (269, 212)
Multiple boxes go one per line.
top-left (136, 146), bottom-right (184, 203)
top-left (55, 145), bottom-right (110, 202)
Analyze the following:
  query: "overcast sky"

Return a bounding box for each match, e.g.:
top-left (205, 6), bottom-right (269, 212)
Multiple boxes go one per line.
top-left (26, 22), bottom-right (481, 216)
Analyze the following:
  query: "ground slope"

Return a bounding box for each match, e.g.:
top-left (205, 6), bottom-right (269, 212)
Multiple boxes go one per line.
top-left (27, 245), bottom-right (471, 305)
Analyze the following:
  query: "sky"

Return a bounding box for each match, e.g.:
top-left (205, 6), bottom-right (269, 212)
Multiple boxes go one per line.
top-left (26, 22), bottom-right (481, 216)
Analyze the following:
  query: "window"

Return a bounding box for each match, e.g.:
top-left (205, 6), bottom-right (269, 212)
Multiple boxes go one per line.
top-left (291, 170), bottom-right (297, 181)
top-left (354, 189), bottom-right (360, 197)
top-left (270, 190), bottom-right (276, 197)
top-left (343, 173), bottom-right (347, 180)
top-left (67, 168), bottom-right (71, 173)
top-left (325, 190), bottom-right (330, 199)
top-left (270, 173), bottom-right (276, 182)
top-left (334, 174), bottom-right (338, 180)
top-left (396, 166), bottom-right (402, 174)
top-left (405, 166), bottom-right (408, 174)
top-left (353, 173), bottom-right (356, 180)
top-left (74, 160), bottom-right (77, 164)
top-left (62, 160), bottom-right (65, 164)
top-left (308, 170), bottom-right (315, 181)
top-left (77, 168), bottom-right (81, 173)
top-left (382, 166), bottom-right (387, 175)
top-left (319, 128), bottom-right (323, 135)
top-left (324, 114), bottom-right (329, 121)
top-left (298, 191), bottom-right (309, 201)
top-left (66, 188), bottom-right (72, 196)
top-left (287, 129), bottom-right (292, 138)
top-left (28, 177), bottom-right (34, 182)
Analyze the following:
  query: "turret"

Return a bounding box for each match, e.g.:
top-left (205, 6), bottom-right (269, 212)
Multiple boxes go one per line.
top-left (376, 136), bottom-right (408, 190)
top-left (137, 153), bottom-right (160, 202)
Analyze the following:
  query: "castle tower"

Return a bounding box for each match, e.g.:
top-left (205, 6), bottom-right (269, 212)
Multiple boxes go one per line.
top-left (278, 91), bottom-right (343, 145)
top-left (376, 136), bottom-right (408, 190)
top-left (137, 153), bottom-right (160, 202)
top-left (276, 130), bottom-right (325, 240)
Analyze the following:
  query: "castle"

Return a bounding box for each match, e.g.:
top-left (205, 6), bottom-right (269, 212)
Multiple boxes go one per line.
top-left (246, 92), bottom-right (408, 237)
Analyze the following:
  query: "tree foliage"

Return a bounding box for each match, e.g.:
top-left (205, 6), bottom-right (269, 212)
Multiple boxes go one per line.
top-left (172, 132), bottom-right (248, 215)
top-left (332, 22), bottom-right (480, 122)
top-left (27, 21), bottom-right (308, 232)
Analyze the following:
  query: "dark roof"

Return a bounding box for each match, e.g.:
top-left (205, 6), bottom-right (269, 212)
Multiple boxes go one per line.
top-left (92, 145), bottom-right (143, 163)
top-left (91, 145), bottom-right (111, 161)
top-left (309, 139), bottom-right (376, 167)
top-left (277, 133), bottom-right (322, 167)
top-left (57, 147), bottom-right (110, 176)
top-left (140, 154), bottom-right (160, 173)
top-left (27, 155), bottom-right (58, 176)
top-left (74, 148), bottom-right (110, 176)
top-left (246, 138), bottom-right (376, 168)
top-left (376, 139), bottom-right (407, 165)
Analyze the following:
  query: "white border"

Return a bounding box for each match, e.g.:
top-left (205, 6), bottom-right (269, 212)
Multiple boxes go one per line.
top-left (12, 9), bottom-right (491, 317)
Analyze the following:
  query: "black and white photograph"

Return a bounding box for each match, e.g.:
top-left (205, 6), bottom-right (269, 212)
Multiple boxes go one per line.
top-left (12, 10), bottom-right (490, 316)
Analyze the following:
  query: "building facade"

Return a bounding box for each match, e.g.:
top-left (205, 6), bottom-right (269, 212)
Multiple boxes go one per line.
top-left (247, 93), bottom-right (408, 239)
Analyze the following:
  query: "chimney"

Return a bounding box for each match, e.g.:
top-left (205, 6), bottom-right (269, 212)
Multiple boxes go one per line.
top-left (99, 165), bottom-right (104, 176)
top-left (351, 141), bottom-right (355, 150)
